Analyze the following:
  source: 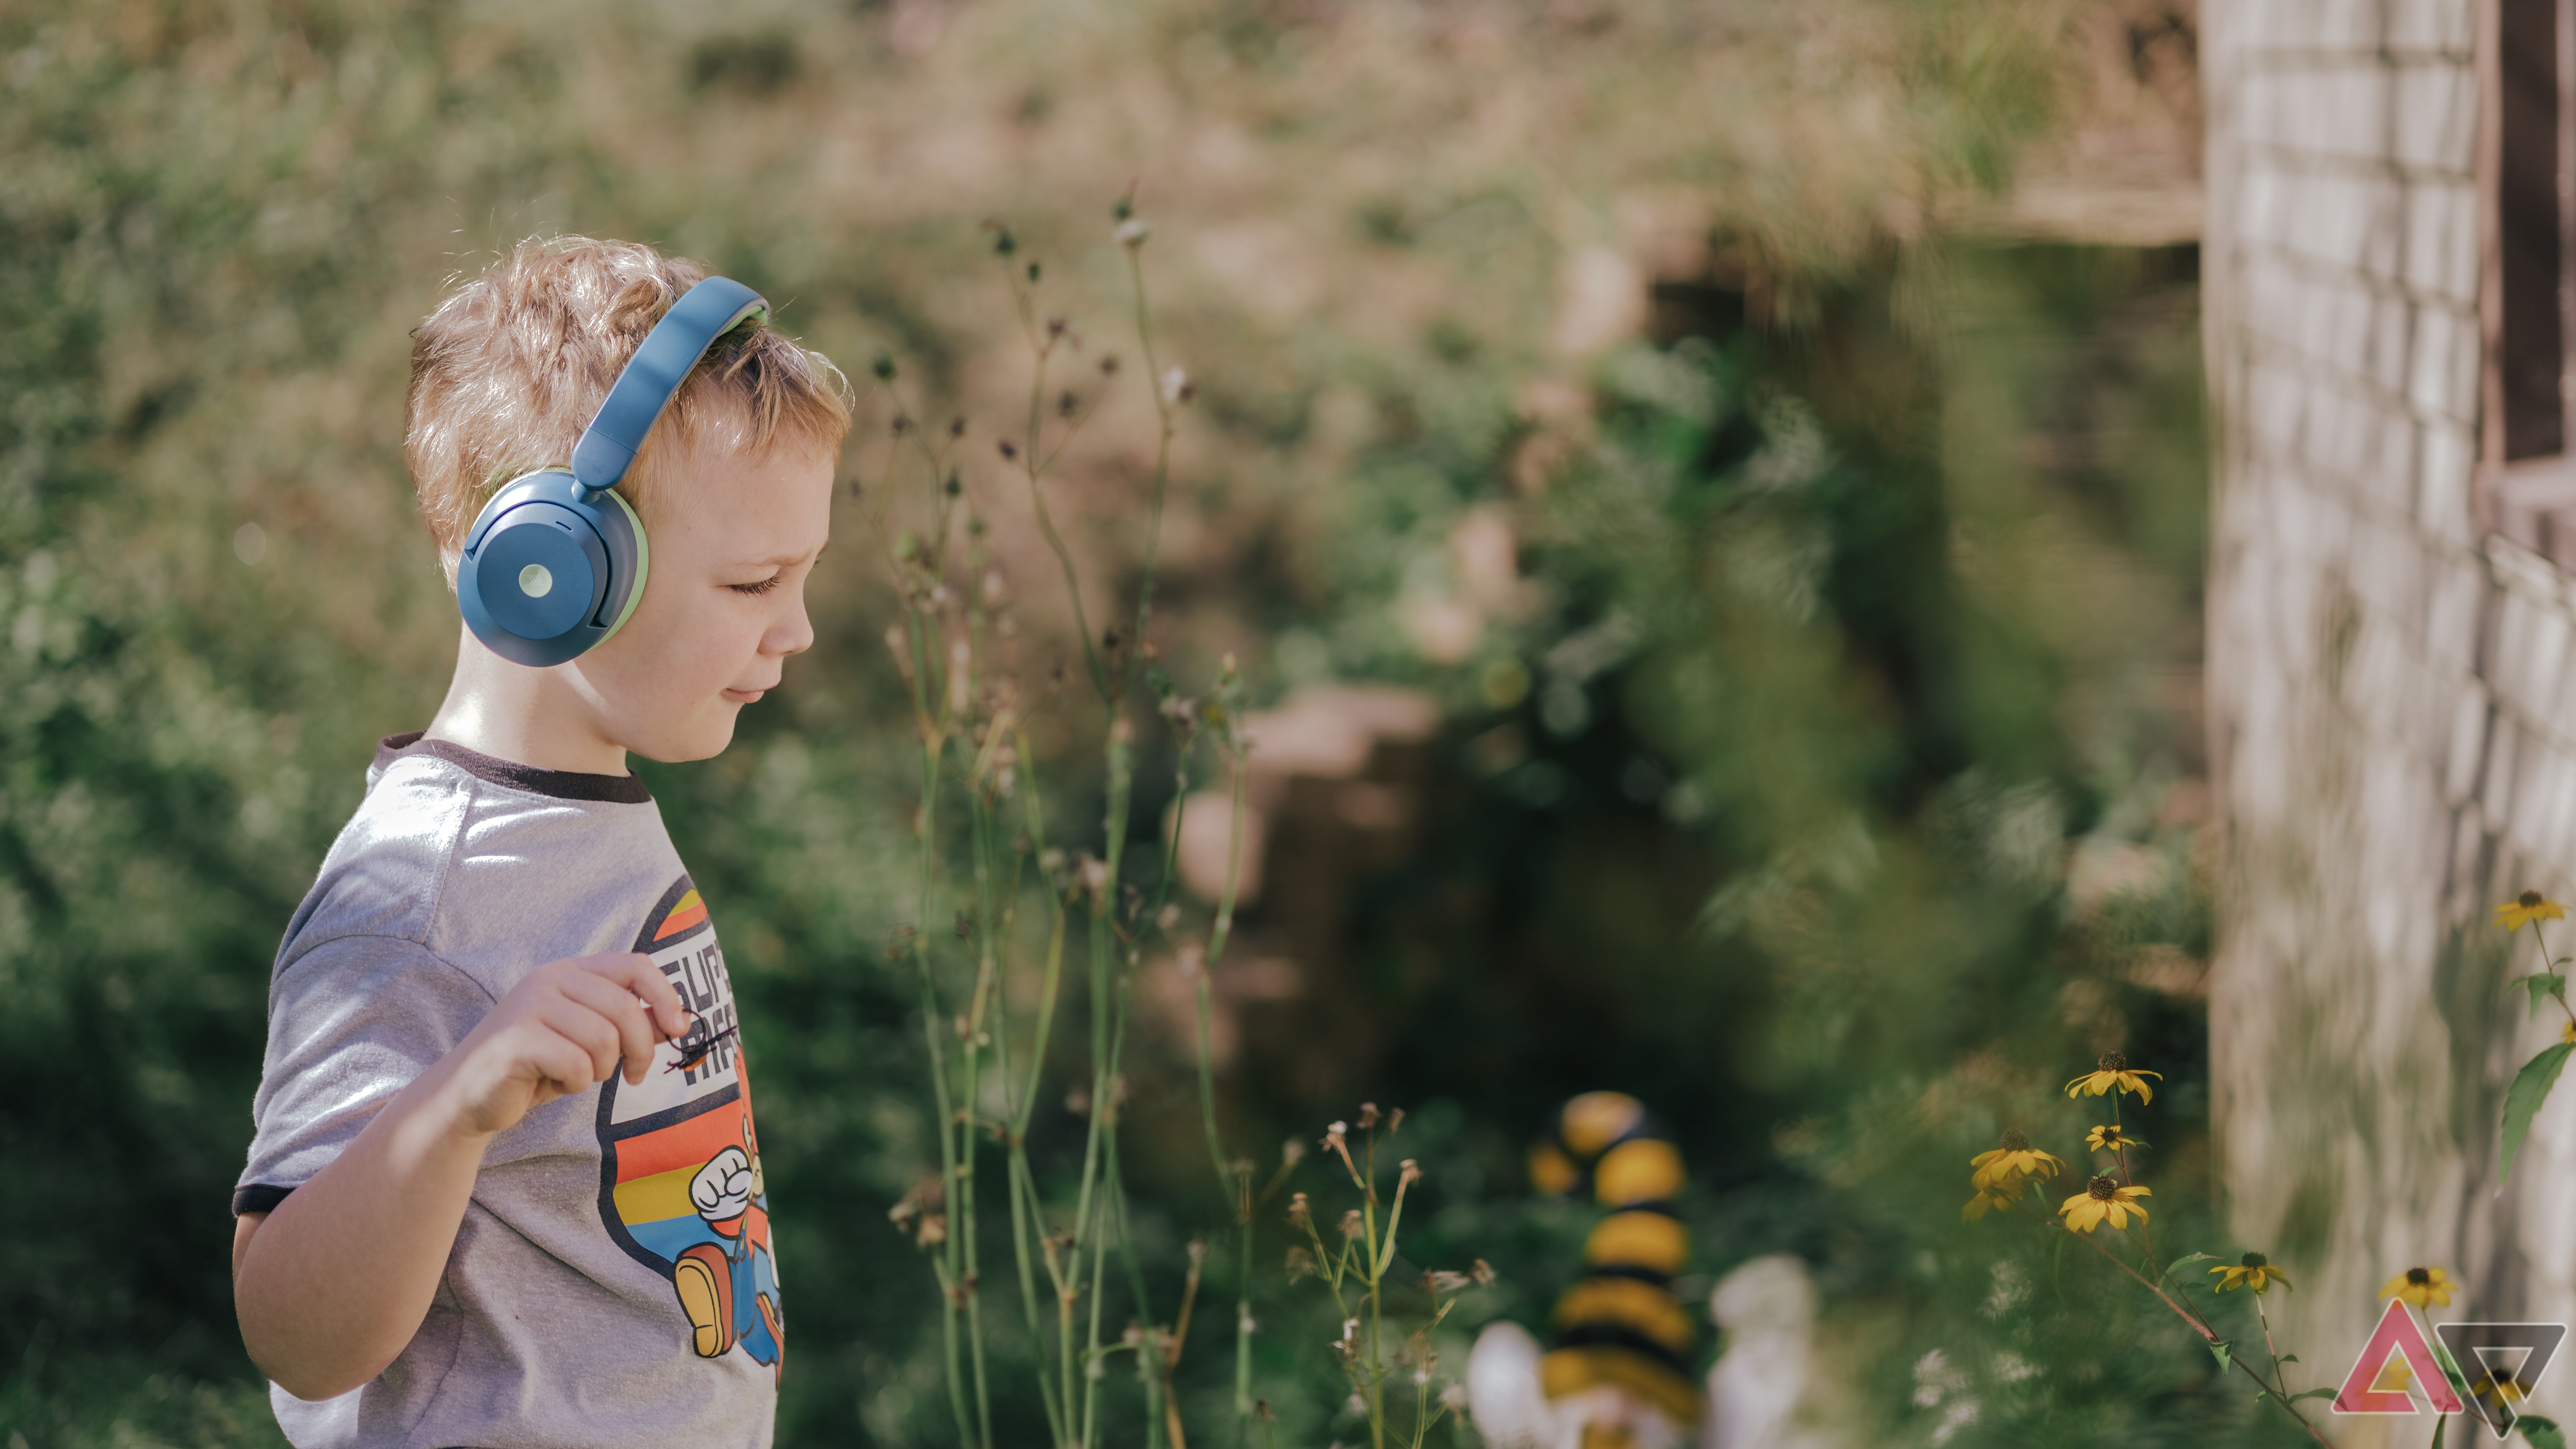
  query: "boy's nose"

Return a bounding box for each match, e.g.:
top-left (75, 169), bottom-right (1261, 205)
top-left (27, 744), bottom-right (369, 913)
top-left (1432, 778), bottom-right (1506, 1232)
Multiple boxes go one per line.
top-left (766, 596), bottom-right (815, 657)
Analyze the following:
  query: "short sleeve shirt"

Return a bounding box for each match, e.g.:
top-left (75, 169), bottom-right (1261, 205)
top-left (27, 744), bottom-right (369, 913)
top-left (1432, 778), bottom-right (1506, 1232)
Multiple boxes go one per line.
top-left (235, 733), bottom-right (779, 1449)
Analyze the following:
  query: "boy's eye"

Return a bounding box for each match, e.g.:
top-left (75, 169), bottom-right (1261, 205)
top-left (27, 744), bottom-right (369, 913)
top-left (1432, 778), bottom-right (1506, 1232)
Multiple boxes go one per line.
top-left (727, 575), bottom-right (782, 597)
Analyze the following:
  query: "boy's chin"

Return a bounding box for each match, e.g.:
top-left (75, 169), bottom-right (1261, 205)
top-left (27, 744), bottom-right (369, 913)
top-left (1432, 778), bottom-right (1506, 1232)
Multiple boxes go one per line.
top-left (621, 707), bottom-right (740, 766)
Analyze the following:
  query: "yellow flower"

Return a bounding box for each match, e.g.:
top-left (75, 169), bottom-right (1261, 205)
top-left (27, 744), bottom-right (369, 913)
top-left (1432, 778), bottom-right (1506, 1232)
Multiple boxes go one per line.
top-left (2065, 1051), bottom-right (2163, 1104)
top-left (2085, 1124), bottom-right (2147, 1153)
top-left (2564, 1020), bottom-right (2574, 1046)
top-left (2498, 892), bottom-right (2568, 932)
top-left (2210, 1252), bottom-right (2292, 1294)
top-left (2371, 1359), bottom-right (2413, 1393)
top-left (2059, 1175), bottom-right (2152, 1233)
top-left (2379, 1265), bottom-right (2456, 1308)
top-left (1970, 1129), bottom-right (2066, 1189)
top-left (1961, 1183), bottom-right (2023, 1222)
top-left (2471, 1369), bottom-right (2529, 1405)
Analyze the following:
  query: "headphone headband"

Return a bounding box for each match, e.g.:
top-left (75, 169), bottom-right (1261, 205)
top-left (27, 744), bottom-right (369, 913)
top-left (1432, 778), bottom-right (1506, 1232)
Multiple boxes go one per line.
top-left (568, 276), bottom-right (768, 496)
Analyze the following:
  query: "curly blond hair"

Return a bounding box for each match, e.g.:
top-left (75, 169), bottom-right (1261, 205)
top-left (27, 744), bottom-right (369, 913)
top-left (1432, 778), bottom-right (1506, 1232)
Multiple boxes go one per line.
top-left (404, 236), bottom-right (852, 585)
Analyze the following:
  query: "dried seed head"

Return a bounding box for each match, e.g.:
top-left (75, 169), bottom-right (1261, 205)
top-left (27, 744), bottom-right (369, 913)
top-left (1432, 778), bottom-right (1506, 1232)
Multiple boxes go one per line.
top-left (1398, 1158), bottom-right (1421, 1188)
top-left (1470, 1258), bottom-right (1496, 1285)
top-left (1427, 1269), bottom-right (1470, 1293)
top-left (1156, 903), bottom-right (1181, 932)
top-left (2086, 1175), bottom-right (2119, 1201)
top-left (1283, 1138), bottom-right (1308, 1166)
top-left (1999, 1129), bottom-right (2030, 1151)
top-left (1188, 1239), bottom-right (1209, 1265)
top-left (1389, 1107), bottom-right (1406, 1134)
top-left (1286, 1245), bottom-right (1315, 1280)
top-left (1338, 1208), bottom-right (1364, 1240)
top-left (1160, 365), bottom-right (1194, 405)
top-left (1287, 1191), bottom-right (1311, 1227)
top-left (1440, 1383), bottom-right (1470, 1411)
top-left (2407, 1266), bottom-right (2432, 1286)
top-left (2241, 1252), bottom-right (2268, 1268)
top-left (918, 1213), bottom-right (948, 1247)
top-left (2097, 1051), bottom-right (2128, 1072)
top-left (2525, 890), bottom-right (2546, 909)
top-left (1357, 1103), bottom-right (1381, 1130)
top-left (1116, 217), bottom-right (1152, 248)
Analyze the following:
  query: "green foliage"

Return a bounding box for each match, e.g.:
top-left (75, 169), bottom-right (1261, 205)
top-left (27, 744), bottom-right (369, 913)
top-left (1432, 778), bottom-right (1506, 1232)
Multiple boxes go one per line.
top-left (0, 0), bottom-right (2236, 1445)
top-left (2501, 1042), bottom-right (2574, 1183)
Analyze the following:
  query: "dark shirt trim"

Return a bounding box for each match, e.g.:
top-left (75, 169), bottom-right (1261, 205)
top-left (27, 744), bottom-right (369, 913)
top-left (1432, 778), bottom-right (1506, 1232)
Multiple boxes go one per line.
top-left (234, 1182), bottom-right (295, 1216)
top-left (376, 731), bottom-right (652, 804)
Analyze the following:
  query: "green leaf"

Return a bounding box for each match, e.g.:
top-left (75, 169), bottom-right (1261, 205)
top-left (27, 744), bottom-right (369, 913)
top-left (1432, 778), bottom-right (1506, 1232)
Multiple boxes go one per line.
top-left (2518, 975), bottom-right (2566, 1013)
top-left (2288, 1388), bottom-right (2336, 1403)
top-left (2209, 1339), bottom-right (2235, 1373)
top-left (2521, 1414), bottom-right (2565, 1449)
top-left (2502, 1043), bottom-right (2576, 1182)
top-left (2161, 1251), bottom-right (2220, 1285)
top-left (2279, 1354), bottom-right (2300, 1364)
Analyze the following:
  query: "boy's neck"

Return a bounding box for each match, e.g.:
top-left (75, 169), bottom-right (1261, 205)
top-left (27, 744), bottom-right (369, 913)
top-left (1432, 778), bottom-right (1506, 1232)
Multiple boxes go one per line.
top-left (423, 623), bottom-right (632, 777)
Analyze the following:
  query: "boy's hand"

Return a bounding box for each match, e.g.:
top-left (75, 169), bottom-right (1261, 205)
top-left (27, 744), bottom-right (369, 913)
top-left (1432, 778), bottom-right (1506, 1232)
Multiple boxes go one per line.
top-left (439, 953), bottom-right (689, 1137)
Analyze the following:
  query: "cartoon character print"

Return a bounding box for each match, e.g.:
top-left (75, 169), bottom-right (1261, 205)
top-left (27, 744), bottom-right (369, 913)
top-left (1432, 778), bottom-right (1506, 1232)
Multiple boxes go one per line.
top-left (597, 876), bottom-right (783, 1374)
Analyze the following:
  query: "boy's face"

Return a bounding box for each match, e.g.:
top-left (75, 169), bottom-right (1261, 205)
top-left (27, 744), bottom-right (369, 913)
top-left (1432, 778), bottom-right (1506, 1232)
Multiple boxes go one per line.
top-left (570, 434), bottom-right (835, 763)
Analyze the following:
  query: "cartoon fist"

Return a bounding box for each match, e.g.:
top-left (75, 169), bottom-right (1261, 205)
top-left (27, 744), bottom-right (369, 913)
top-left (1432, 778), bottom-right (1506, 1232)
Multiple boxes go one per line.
top-left (690, 1146), bottom-right (755, 1222)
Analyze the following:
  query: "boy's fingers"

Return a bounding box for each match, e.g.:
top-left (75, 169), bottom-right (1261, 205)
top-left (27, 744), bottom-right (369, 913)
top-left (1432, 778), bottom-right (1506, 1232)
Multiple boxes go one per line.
top-left (582, 952), bottom-right (688, 1038)
top-left (530, 1034), bottom-right (597, 1100)
top-left (559, 969), bottom-right (663, 1084)
top-left (535, 997), bottom-right (624, 1084)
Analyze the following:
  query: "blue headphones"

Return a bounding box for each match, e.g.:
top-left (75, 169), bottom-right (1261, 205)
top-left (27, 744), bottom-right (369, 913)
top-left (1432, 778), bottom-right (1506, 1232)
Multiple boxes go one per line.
top-left (456, 276), bottom-right (769, 667)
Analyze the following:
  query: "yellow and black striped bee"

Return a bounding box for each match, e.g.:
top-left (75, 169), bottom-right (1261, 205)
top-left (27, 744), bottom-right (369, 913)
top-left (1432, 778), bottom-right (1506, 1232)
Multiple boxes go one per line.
top-left (1471, 1091), bottom-right (1702, 1449)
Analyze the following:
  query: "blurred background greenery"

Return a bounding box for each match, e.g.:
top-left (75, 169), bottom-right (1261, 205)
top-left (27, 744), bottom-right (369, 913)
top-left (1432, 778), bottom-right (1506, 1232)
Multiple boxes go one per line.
top-left (0, 0), bottom-right (2276, 1444)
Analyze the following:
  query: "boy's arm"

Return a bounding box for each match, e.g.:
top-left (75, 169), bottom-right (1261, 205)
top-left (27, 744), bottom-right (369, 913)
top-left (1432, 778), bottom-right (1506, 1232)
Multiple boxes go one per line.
top-left (232, 952), bottom-right (687, 1402)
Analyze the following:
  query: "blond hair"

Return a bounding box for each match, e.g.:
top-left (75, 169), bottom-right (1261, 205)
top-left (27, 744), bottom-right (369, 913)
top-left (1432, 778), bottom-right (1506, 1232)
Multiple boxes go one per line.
top-left (404, 236), bottom-right (852, 584)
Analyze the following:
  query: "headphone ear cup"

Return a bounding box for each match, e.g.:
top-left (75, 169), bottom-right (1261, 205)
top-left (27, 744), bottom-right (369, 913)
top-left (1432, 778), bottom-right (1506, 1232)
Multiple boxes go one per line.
top-left (588, 485), bottom-right (650, 644)
top-left (457, 470), bottom-right (629, 667)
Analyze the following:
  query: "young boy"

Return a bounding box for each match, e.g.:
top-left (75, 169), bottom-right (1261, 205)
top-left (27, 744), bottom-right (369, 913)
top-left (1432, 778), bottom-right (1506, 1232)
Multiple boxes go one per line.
top-left (230, 237), bottom-right (850, 1447)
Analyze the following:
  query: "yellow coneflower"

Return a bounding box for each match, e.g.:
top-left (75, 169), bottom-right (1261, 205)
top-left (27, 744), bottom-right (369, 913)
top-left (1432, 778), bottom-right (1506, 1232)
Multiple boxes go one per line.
top-left (2471, 1369), bottom-right (2529, 1405)
top-left (2210, 1252), bottom-right (2291, 1294)
top-left (1961, 1183), bottom-right (2023, 1222)
top-left (2563, 1020), bottom-right (2574, 1046)
top-left (2497, 891), bottom-right (2568, 932)
top-left (2085, 1124), bottom-right (2147, 1153)
top-left (2060, 1175), bottom-right (2151, 1233)
top-left (2380, 1265), bottom-right (2456, 1308)
top-left (2371, 1359), bottom-right (2414, 1393)
top-left (1970, 1129), bottom-right (2066, 1189)
top-left (2065, 1051), bottom-right (2162, 1104)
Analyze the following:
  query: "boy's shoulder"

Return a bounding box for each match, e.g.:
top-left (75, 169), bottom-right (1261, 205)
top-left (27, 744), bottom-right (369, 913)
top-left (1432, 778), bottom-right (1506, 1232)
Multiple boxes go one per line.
top-left (279, 731), bottom-right (678, 984)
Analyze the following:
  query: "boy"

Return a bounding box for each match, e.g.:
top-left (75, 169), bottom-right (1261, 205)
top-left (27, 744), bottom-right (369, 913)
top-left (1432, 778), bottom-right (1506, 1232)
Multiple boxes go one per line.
top-left (229, 236), bottom-right (851, 1448)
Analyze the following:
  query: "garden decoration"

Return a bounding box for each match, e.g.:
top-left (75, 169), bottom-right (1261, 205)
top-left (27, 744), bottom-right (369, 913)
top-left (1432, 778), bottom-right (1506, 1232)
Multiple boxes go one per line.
top-left (1469, 1091), bottom-right (1701, 1449)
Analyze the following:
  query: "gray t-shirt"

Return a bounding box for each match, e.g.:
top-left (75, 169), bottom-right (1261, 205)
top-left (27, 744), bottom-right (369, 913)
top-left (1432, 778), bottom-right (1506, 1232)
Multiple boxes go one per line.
top-left (235, 732), bottom-right (779, 1449)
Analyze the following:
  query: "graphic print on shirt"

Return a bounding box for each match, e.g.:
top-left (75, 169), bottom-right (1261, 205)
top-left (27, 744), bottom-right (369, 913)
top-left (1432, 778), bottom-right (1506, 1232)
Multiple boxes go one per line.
top-left (597, 874), bottom-right (782, 1374)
